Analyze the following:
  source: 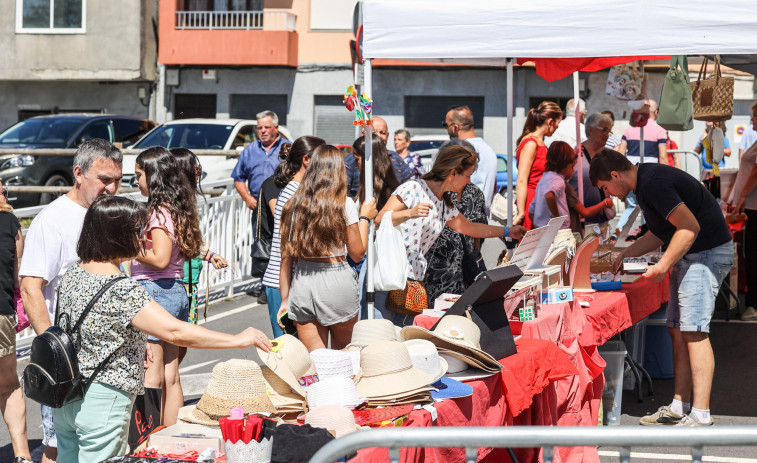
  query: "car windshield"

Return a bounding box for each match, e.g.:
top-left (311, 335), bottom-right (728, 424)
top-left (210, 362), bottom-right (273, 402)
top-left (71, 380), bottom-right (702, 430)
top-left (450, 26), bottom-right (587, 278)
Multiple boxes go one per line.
top-left (0, 118), bottom-right (86, 145)
top-left (134, 124), bottom-right (234, 149)
top-left (409, 140), bottom-right (446, 151)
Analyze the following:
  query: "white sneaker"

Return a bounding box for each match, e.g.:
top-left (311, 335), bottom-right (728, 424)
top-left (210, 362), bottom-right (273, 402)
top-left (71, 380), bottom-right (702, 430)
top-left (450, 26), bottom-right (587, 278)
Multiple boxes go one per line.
top-left (740, 306), bottom-right (757, 321)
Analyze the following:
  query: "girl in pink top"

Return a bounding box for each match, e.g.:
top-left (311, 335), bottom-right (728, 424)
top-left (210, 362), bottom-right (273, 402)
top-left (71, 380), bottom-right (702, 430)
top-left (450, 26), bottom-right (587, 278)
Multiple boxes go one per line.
top-left (132, 146), bottom-right (202, 426)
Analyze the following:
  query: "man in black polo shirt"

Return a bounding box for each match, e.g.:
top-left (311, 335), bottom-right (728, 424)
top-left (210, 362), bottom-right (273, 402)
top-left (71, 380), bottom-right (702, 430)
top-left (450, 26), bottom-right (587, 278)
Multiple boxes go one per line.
top-left (590, 149), bottom-right (733, 427)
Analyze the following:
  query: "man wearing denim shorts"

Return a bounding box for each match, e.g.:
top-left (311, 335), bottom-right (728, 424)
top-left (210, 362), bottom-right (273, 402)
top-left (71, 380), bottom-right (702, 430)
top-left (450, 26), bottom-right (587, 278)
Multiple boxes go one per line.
top-left (590, 148), bottom-right (733, 427)
top-left (20, 139), bottom-right (122, 461)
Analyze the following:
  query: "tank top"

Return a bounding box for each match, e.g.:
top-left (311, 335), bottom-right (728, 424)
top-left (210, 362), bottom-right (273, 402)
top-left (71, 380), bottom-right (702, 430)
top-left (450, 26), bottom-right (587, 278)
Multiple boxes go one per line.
top-left (516, 137), bottom-right (548, 190)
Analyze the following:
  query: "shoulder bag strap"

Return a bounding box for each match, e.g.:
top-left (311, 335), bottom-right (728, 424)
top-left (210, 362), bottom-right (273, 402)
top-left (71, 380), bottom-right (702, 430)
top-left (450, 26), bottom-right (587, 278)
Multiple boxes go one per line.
top-left (70, 275), bottom-right (129, 335)
top-left (256, 186), bottom-right (265, 239)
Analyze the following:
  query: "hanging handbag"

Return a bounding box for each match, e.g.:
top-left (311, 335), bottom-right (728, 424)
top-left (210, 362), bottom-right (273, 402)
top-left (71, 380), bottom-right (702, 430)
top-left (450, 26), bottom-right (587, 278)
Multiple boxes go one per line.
top-left (606, 61), bottom-right (647, 102)
top-left (250, 187), bottom-right (271, 278)
top-left (387, 279), bottom-right (428, 316)
top-left (657, 55), bottom-right (694, 131)
top-left (22, 276), bottom-right (128, 408)
top-left (691, 56), bottom-right (734, 122)
top-left (373, 210), bottom-right (409, 291)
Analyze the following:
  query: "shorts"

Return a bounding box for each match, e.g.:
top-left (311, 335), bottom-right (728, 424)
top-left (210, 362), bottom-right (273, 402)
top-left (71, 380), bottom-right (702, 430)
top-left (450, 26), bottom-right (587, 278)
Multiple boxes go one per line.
top-left (667, 242), bottom-right (733, 333)
top-left (289, 260), bottom-right (359, 326)
top-left (42, 404), bottom-right (57, 447)
top-left (0, 314), bottom-right (16, 357)
top-left (138, 278), bottom-right (190, 342)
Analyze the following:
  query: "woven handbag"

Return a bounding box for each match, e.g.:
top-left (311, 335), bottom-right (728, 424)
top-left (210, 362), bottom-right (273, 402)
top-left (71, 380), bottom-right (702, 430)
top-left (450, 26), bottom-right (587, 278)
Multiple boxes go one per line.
top-left (691, 56), bottom-right (734, 122)
top-left (387, 279), bottom-right (428, 316)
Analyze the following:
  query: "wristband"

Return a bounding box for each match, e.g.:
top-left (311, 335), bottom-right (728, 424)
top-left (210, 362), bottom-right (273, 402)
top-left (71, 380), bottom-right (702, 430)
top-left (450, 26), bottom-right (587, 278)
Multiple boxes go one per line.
top-left (359, 216), bottom-right (371, 222)
top-left (503, 226), bottom-right (509, 238)
top-left (208, 252), bottom-right (215, 263)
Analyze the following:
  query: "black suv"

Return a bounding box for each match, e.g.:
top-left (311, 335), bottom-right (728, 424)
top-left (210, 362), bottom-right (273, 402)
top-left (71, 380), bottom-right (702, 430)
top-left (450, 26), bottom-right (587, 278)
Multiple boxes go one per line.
top-left (0, 114), bottom-right (156, 207)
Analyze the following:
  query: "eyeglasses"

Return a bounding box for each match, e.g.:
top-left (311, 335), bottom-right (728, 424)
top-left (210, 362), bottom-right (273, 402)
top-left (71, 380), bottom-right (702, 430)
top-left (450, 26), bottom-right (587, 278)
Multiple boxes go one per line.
top-left (442, 121), bottom-right (456, 128)
top-left (0, 188), bottom-right (7, 197)
top-left (591, 127), bottom-right (612, 134)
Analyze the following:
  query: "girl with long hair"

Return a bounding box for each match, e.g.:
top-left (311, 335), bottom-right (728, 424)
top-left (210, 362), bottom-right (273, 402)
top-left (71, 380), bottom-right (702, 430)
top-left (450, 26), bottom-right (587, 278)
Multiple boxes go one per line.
top-left (262, 136), bottom-right (326, 337)
top-left (353, 135), bottom-right (401, 211)
top-left (132, 146), bottom-right (202, 426)
top-left (514, 101), bottom-right (562, 229)
top-left (277, 145), bottom-right (377, 351)
top-left (375, 145), bottom-right (526, 326)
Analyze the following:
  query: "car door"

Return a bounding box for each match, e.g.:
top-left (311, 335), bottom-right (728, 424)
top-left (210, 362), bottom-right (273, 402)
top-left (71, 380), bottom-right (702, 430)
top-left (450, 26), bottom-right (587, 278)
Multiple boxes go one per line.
top-left (113, 118), bottom-right (156, 148)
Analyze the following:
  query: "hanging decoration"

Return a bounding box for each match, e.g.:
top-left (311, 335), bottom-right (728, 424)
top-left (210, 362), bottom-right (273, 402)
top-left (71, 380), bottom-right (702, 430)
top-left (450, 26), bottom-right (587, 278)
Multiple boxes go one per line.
top-left (344, 85), bottom-right (373, 126)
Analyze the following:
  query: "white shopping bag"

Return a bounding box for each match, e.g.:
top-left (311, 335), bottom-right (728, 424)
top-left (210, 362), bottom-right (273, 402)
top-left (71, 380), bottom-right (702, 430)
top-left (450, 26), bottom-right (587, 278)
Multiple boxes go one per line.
top-left (373, 210), bottom-right (408, 291)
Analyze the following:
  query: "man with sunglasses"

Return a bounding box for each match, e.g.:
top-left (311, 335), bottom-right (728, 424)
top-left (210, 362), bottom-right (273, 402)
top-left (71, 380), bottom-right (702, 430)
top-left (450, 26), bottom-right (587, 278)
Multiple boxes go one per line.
top-left (19, 138), bottom-right (123, 463)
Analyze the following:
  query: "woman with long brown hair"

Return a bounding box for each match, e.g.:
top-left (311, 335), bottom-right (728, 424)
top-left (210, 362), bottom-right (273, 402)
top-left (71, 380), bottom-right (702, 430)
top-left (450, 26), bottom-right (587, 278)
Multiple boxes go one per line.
top-left (277, 145), bottom-right (377, 350)
top-left (514, 101), bottom-right (562, 229)
top-left (353, 135), bottom-right (400, 211)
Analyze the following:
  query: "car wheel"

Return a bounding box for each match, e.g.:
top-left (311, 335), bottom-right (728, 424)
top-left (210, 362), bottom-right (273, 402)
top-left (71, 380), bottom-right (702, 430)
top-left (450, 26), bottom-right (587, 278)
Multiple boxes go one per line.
top-left (39, 173), bottom-right (71, 205)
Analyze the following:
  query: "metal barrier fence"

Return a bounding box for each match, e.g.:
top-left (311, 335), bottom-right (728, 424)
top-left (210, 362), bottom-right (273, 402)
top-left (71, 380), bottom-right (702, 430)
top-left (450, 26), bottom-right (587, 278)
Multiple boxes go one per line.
top-left (13, 179), bottom-right (257, 347)
top-left (309, 426), bottom-right (757, 463)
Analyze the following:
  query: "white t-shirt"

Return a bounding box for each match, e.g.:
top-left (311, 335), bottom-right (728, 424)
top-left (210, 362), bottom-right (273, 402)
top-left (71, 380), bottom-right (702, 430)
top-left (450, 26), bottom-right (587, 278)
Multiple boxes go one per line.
top-left (467, 137), bottom-right (498, 210)
top-left (19, 195), bottom-right (87, 323)
top-left (394, 180), bottom-right (459, 280)
top-left (545, 116), bottom-right (587, 149)
top-left (529, 171), bottom-right (570, 229)
top-left (728, 143), bottom-right (757, 210)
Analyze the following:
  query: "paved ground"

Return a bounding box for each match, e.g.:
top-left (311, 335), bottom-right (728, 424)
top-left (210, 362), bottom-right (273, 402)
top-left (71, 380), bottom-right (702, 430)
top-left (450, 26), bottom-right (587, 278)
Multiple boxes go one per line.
top-left (2, 232), bottom-right (757, 462)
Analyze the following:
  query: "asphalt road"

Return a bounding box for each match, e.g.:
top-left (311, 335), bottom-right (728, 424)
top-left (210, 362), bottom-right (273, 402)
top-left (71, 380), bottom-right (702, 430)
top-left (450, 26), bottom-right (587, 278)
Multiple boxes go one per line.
top-left (3, 235), bottom-right (757, 462)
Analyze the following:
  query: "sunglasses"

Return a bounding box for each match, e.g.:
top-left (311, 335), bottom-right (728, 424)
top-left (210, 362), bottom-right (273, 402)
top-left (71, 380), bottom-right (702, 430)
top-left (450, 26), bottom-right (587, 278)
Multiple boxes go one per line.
top-left (442, 121), bottom-right (456, 128)
top-left (1, 188), bottom-right (7, 197)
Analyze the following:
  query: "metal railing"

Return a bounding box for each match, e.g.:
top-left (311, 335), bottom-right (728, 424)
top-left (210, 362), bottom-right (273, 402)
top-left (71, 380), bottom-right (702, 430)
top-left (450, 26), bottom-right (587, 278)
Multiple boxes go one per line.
top-left (14, 179), bottom-right (257, 346)
top-left (309, 426), bottom-right (757, 463)
top-left (175, 10), bottom-right (296, 31)
top-left (668, 149), bottom-right (703, 181)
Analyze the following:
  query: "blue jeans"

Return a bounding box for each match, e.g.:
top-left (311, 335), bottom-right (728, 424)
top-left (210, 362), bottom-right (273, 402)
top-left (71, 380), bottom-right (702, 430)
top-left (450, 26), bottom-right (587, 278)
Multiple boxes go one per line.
top-left (616, 191), bottom-right (639, 232)
top-left (667, 242), bottom-right (733, 333)
top-left (54, 382), bottom-right (136, 463)
top-left (138, 278), bottom-right (190, 342)
top-left (264, 286), bottom-right (284, 338)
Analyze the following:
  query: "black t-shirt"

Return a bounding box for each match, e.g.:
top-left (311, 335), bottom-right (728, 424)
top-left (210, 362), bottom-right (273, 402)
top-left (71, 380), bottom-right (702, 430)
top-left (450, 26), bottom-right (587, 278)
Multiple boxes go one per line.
top-left (0, 212), bottom-right (21, 316)
top-left (635, 163), bottom-right (731, 254)
top-left (259, 176), bottom-right (283, 243)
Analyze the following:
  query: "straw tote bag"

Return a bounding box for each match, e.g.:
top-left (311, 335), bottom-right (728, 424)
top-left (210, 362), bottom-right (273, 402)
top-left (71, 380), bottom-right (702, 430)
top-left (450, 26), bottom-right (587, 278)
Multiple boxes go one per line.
top-left (691, 56), bottom-right (734, 122)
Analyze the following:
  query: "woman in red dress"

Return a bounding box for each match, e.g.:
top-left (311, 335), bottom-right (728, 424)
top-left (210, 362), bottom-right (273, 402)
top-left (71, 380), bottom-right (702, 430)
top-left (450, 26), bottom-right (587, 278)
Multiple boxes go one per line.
top-left (514, 101), bottom-right (563, 229)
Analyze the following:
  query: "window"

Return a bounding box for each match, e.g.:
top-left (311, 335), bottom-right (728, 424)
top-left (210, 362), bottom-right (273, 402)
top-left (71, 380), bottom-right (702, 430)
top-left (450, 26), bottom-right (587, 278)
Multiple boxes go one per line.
top-left (113, 119), bottom-right (155, 147)
top-left (404, 96), bottom-right (485, 129)
top-left (231, 124), bottom-right (257, 150)
top-left (17, 0), bottom-right (86, 33)
top-left (174, 94), bottom-right (217, 119)
top-left (75, 120), bottom-right (114, 146)
top-left (230, 94), bottom-right (288, 125)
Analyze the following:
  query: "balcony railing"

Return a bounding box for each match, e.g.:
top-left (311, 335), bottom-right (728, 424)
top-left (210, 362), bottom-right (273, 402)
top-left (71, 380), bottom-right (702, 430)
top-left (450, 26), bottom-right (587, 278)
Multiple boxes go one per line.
top-left (176, 10), bottom-right (296, 31)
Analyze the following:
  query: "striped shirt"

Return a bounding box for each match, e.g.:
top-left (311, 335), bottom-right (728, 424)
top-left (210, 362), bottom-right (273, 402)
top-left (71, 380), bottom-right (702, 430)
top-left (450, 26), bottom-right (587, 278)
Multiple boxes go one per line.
top-left (262, 180), bottom-right (299, 288)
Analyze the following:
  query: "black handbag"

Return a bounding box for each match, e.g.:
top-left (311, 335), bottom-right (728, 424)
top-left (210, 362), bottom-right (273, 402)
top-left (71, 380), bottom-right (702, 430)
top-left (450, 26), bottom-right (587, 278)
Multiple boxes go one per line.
top-left (250, 187), bottom-right (272, 278)
top-left (22, 276), bottom-right (128, 408)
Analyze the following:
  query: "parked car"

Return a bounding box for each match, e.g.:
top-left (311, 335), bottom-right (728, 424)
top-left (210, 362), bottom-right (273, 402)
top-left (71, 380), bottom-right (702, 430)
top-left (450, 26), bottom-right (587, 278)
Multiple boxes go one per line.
top-left (496, 153), bottom-right (518, 192)
top-left (0, 114), bottom-right (156, 207)
top-left (408, 135), bottom-right (449, 173)
top-left (123, 119), bottom-right (294, 187)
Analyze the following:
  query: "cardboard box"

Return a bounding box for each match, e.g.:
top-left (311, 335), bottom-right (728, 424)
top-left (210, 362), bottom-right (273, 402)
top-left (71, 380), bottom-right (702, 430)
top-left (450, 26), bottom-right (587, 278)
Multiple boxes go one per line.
top-left (539, 286), bottom-right (573, 304)
top-left (148, 422), bottom-right (224, 454)
top-left (433, 293), bottom-right (461, 312)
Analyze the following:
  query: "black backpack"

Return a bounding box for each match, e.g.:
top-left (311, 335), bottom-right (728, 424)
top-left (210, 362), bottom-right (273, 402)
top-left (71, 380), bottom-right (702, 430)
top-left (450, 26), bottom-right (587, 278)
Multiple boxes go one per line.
top-left (23, 276), bottom-right (128, 408)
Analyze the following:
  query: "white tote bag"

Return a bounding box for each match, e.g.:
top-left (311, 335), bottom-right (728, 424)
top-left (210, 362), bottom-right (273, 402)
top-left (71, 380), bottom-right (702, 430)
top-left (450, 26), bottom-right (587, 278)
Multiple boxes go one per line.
top-left (373, 211), bottom-right (408, 291)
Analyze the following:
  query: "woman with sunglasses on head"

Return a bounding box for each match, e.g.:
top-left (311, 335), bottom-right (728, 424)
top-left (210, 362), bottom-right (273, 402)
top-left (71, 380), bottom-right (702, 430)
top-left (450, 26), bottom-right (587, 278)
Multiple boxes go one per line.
top-left (53, 195), bottom-right (271, 463)
top-left (0, 181), bottom-right (32, 463)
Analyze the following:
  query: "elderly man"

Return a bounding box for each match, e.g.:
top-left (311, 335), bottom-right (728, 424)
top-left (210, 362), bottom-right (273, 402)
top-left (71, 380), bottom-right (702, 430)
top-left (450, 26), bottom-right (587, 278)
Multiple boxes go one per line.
top-left (545, 99), bottom-right (587, 149)
top-left (20, 138), bottom-right (123, 463)
top-left (444, 106), bottom-right (497, 209)
top-left (232, 110), bottom-right (291, 212)
top-left (590, 149), bottom-right (732, 427)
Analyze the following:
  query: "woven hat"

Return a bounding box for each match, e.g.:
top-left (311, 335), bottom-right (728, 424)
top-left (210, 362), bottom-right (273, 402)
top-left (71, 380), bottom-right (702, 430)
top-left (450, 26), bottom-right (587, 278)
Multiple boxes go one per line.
top-left (180, 359), bottom-right (276, 426)
top-left (400, 315), bottom-right (502, 372)
top-left (350, 319), bottom-right (397, 346)
top-left (256, 334), bottom-right (312, 396)
top-left (355, 340), bottom-right (435, 398)
top-left (310, 348), bottom-right (354, 380)
top-left (305, 405), bottom-right (359, 438)
top-left (307, 377), bottom-right (366, 410)
top-left (403, 339), bottom-right (448, 384)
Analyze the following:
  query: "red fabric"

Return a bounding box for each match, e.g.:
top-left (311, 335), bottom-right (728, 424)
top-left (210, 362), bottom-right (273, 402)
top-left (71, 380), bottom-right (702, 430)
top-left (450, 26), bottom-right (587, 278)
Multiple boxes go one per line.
top-left (516, 137), bottom-right (548, 229)
top-left (666, 139), bottom-right (678, 167)
top-left (578, 292), bottom-right (632, 347)
top-left (516, 56), bottom-right (671, 82)
top-left (619, 274), bottom-right (670, 324)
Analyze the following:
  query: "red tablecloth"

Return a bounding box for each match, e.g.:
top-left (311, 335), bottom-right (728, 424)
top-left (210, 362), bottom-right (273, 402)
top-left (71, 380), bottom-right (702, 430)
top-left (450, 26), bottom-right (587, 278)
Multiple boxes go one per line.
top-left (619, 274), bottom-right (670, 324)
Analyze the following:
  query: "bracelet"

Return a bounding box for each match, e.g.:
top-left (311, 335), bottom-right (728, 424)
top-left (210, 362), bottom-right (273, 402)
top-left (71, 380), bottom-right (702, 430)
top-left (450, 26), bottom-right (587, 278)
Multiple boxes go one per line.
top-left (207, 252), bottom-right (215, 262)
top-left (359, 216), bottom-right (371, 222)
top-left (503, 226), bottom-right (509, 238)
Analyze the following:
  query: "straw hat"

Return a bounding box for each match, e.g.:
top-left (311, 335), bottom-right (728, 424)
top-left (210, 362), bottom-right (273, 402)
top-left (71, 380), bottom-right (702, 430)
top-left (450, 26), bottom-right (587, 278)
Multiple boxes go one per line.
top-left (403, 339), bottom-right (448, 384)
top-left (256, 334), bottom-right (312, 396)
top-left (260, 366), bottom-right (306, 411)
top-left (305, 405), bottom-right (359, 438)
top-left (400, 315), bottom-right (502, 372)
top-left (355, 340), bottom-right (435, 398)
top-left (307, 377), bottom-right (366, 410)
top-left (440, 352), bottom-right (469, 373)
top-left (310, 349), bottom-right (354, 380)
top-left (350, 319), bottom-right (397, 346)
top-left (180, 359), bottom-right (276, 426)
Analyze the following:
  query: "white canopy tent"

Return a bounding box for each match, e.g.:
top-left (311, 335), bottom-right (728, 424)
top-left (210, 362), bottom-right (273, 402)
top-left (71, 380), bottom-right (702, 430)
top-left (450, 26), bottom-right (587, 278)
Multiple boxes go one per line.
top-left (359, 0), bottom-right (757, 318)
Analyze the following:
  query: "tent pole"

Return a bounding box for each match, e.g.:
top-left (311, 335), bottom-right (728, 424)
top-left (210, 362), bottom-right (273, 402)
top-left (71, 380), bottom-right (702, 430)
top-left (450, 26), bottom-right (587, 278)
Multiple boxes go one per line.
top-left (640, 126), bottom-right (645, 164)
top-left (364, 58), bottom-right (375, 320)
top-left (506, 58), bottom-right (514, 228)
top-left (574, 72), bottom-right (584, 206)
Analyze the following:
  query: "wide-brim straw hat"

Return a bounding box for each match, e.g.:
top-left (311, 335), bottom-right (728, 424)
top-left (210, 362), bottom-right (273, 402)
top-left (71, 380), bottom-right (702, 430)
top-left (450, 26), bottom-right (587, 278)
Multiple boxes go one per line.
top-left (310, 348), bottom-right (354, 380)
top-left (179, 359), bottom-right (276, 426)
top-left (256, 334), bottom-right (312, 396)
top-left (400, 315), bottom-right (502, 372)
top-left (305, 405), bottom-right (360, 438)
top-left (403, 339), bottom-right (448, 384)
top-left (349, 319), bottom-right (398, 346)
top-left (355, 340), bottom-right (434, 399)
top-left (261, 366), bottom-right (306, 411)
